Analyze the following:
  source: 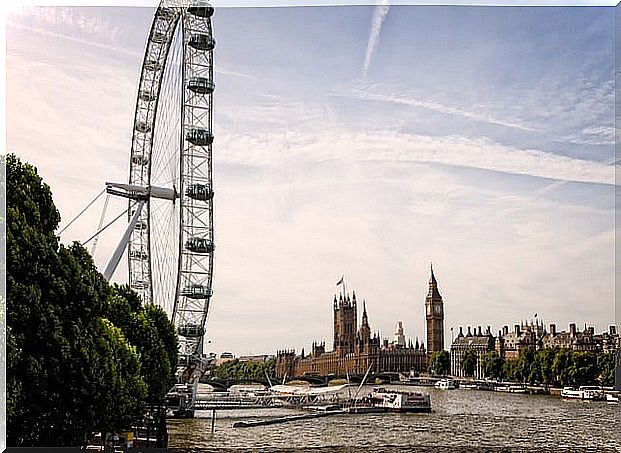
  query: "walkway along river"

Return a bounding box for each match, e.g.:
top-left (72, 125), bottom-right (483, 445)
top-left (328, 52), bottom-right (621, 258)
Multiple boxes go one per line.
top-left (167, 384), bottom-right (620, 451)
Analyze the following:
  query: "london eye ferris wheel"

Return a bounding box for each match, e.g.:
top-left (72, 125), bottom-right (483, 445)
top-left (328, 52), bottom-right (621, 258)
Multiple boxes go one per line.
top-left (104, 0), bottom-right (216, 368)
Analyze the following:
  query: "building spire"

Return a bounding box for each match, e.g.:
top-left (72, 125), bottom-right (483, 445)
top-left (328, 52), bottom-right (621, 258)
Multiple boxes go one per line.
top-left (427, 262), bottom-right (442, 299)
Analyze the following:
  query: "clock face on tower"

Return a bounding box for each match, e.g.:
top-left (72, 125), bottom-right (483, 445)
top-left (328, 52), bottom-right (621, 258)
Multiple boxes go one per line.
top-left (426, 304), bottom-right (432, 316)
top-left (434, 305), bottom-right (441, 315)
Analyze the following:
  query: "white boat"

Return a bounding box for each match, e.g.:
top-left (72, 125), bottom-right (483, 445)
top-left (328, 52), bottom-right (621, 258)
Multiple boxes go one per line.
top-left (368, 387), bottom-right (432, 413)
top-left (561, 386), bottom-right (603, 401)
top-left (434, 379), bottom-right (457, 390)
top-left (606, 393), bottom-right (619, 404)
top-left (493, 384), bottom-right (526, 393)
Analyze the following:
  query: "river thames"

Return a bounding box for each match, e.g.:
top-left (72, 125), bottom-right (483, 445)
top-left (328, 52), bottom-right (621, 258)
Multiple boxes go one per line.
top-left (167, 384), bottom-right (620, 452)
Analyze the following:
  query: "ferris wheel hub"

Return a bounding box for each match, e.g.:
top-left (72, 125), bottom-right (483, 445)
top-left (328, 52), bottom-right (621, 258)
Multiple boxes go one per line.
top-left (106, 182), bottom-right (179, 201)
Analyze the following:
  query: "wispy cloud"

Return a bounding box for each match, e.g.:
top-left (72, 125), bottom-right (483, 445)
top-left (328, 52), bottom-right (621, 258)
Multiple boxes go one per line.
top-left (7, 20), bottom-right (141, 58)
top-left (215, 128), bottom-right (615, 187)
top-left (557, 125), bottom-right (616, 146)
top-left (362, 0), bottom-right (390, 79)
top-left (339, 83), bottom-right (537, 132)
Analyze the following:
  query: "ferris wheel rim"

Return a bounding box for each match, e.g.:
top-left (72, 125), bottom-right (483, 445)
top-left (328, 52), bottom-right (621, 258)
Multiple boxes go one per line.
top-left (127, 2), bottom-right (216, 357)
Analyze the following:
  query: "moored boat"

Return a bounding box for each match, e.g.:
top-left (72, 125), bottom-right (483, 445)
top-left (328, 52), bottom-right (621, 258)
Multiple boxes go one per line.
top-left (605, 393), bottom-right (619, 404)
top-left (561, 386), bottom-right (604, 401)
top-left (435, 379), bottom-right (457, 390)
top-left (368, 387), bottom-right (432, 413)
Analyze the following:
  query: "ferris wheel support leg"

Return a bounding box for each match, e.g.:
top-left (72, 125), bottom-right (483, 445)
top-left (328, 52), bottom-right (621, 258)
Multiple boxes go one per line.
top-left (103, 200), bottom-right (145, 281)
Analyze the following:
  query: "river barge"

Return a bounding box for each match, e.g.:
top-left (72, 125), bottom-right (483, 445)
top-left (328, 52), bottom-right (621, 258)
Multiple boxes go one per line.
top-left (561, 386), bottom-right (604, 401)
top-left (361, 387), bottom-right (432, 413)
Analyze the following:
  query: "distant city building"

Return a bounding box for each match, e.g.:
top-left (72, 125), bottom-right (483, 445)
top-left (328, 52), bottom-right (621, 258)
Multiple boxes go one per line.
top-left (275, 268), bottom-right (444, 378)
top-left (493, 321), bottom-right (619, 360)
top-left (495, 320), bottom-right (545, 360)
top-left (450, 325), bottom-right (495, 378)
top-left (541, 323), bottom-right (617, 353)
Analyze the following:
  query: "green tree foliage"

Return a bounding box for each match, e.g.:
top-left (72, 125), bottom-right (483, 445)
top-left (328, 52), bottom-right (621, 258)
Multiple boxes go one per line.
top-left (569, 351), bottom-right (598, 386)
top-left (485, 346), bottom-right (613, 388)
top-left (552, 348), bottom-right (572, 387)
top-left (537, 348), bottom-right (557, 387)
top-left (460, 348), bottom-right (478, 377)
top-left (7, 154), bottom-right (141, 445)
top-left (6, 154), bottom-right (178, 446)
top-left (481, 351), bottom-right (504, 380)
top-left (428, 350), bottom-right (450, 375)
top-left (106, 286), bottom-right (178, 406)
top-left (518, 347), bottom-right (538, 384)
top-left (213, 359), bottom-right (276, 381)
top-left (597, 352), bottom-right (615, 387)
top-left (502, 359), bottom-right (519, 382)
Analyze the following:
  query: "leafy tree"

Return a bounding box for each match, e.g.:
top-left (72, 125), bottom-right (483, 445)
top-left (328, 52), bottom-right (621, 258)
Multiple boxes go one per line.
top-left (502, 359), bottom-right (519, 382)
top-left (597, 352), bottom-right (615, 387)
top-left (518, 347), bottom-right (537, 384)
top-left (214, 358), bottom-right (276, 381)
top-left (460, 348), bottom-right (478, 377)
top-left (481, 351), bottom-right (504, 380)
top-left (428, 350), bottom-right (450, 376)
top-left (6, 154), bottom-right (146, 446)
top-left (107, 285), bottom-right (178, 406)
top-left (569, 351), bottom-right (598, 386)
top-left (536, 348), bottom-right (557, 388)
top-left (552, 348), bottom-right (573, 387)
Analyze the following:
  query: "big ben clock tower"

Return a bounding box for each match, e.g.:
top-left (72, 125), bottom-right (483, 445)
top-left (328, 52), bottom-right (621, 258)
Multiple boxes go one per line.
top-left (425, 264), bottom-right (444, 356)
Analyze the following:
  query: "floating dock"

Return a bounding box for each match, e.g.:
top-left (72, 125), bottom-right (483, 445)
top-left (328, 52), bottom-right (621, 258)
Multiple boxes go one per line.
top-left (232, 411), bottom-right (342, 428)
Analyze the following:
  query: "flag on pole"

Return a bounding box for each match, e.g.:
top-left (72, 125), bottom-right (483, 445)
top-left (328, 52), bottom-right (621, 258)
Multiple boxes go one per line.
top-left (336, 276), bottom-right (344, 286)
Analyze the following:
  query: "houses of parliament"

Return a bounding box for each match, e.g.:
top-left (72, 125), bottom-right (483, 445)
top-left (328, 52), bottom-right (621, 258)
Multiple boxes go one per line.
top-left (275, 266), bottom-right (445, 378)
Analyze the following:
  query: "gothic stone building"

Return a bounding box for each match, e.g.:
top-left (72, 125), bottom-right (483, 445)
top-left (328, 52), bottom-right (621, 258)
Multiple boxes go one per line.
top-left (275, 268), bottom-right (445, 378)
top-left (450, 326), bottom-right (495, 378)
top-left (494, 321), bottom-right (619, 360)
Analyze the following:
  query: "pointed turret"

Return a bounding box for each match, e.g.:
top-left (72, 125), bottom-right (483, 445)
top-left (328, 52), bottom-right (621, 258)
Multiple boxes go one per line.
top-left (358, 300), bottom-right (371, 342)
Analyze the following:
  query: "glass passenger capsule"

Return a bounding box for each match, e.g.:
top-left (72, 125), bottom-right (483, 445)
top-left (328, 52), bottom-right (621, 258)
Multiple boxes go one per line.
top-left (189, 34), bottom-right (216, 51)
top-left (186, 184), bottom-right (214, 201)
top-left (158, 7), bottom-right (177, 20)
top-left (132, 279), bottom-right (148, 290)
top-left (139, 90), bottom-right (155, 102)
top-left (185, 237), bottom-right (214, 253)
top-left (151, 31), bottom-right (168, 44)
top-left (177, 323), bottom-right (205, 338)
top-left (187, 77), bottom-right (215, 94)
top-left (131, 155), bottom-right (149, 166)
top-left (136, 121), bottom-right (151, 133)
top-left (144, 59), bottom-right (162, 71)
top-left (188, 2), bottom-right (214, 18)
top-left (129, 250), bottom-right (148, 260)
top-left (186, 128), bottom-right (213, 146)
top-left (180, 284), bottom-right (212, 299)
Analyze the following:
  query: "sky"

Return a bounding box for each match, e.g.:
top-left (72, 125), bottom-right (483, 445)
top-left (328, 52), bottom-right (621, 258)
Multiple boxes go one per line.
top-left (5, 3), bottom-right (617, 356)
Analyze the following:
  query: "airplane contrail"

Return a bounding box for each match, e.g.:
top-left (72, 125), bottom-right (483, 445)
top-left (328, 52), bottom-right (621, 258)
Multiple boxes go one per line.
top-left (362, 0), bottom-right (390, 79)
